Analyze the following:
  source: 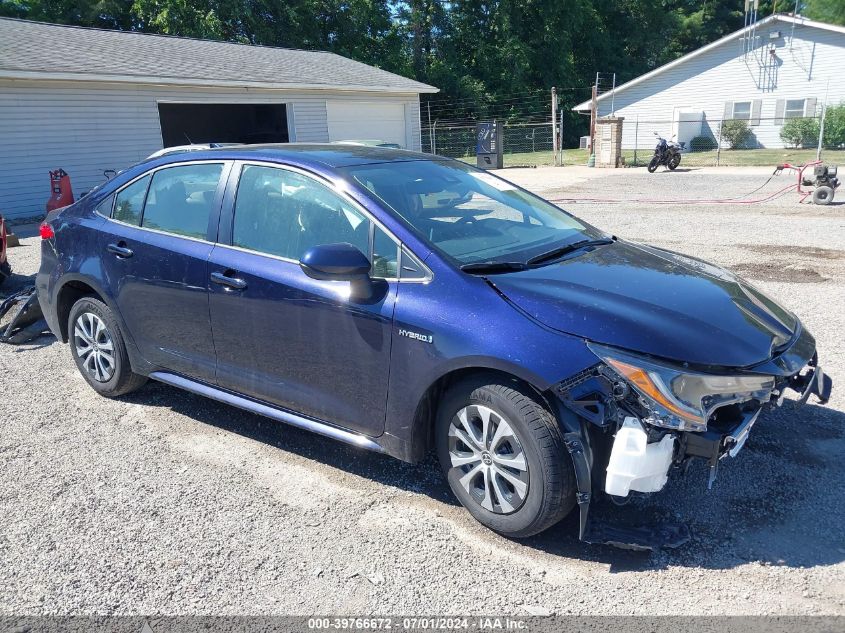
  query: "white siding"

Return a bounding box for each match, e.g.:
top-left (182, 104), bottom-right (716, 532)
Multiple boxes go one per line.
top-left (593, 23), bottom-right (845, 150)
top-left (0, 79), bottom-right (423, 219)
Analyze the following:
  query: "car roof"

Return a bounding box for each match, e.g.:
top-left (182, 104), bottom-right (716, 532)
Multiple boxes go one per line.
top-left (154, 143), bottom-right (440, 170)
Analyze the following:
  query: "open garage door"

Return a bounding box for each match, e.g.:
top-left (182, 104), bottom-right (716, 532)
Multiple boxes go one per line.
top-left (158, 103), bottom-right (289, 147)
top-left (326, 101), bottom-right (407, 148)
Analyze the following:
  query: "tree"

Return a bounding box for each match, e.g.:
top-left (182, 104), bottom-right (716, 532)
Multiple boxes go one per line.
top-left (822, 104), bottom-right (845, 148)
top-left (803, 0), bottom-right (845, 26)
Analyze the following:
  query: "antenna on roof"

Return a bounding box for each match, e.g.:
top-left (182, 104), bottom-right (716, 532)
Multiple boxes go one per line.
top-left (790, 0), bottom-right (799, 48)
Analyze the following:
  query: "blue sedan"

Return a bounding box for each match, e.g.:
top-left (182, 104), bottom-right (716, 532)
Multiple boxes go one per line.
top-left (36, 145), bottom-right (832, 544)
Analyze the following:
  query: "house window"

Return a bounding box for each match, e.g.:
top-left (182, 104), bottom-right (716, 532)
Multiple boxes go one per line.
top-left (732, 101), bottom-right (752, 120)
top-left (785, 99), bottom-right (806, 118)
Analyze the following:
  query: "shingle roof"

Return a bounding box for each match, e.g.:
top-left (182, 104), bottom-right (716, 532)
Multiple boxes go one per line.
top-left (0, 18), bottom-right (438, 93)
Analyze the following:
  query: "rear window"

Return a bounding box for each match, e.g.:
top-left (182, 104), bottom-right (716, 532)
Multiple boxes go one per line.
top-left (141, 164), bottom-right (223, 239)
top-left (113, 176), bottom-right (150, 225)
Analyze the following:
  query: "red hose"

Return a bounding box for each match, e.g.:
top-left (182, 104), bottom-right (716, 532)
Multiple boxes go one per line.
top-left (549, 183), bottom-right (799, 205)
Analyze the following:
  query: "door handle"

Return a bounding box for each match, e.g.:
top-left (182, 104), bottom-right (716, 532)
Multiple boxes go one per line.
top-left (210, 270), bottom-right (248, 290)
top-left (107, 242), bottom-right (133, 258)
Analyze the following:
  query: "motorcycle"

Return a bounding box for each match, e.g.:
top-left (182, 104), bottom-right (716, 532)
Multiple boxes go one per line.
top-left (647, 132), bottom-right (682, 173)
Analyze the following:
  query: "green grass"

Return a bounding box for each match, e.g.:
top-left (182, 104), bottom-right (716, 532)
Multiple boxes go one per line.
top-left (457, 147), bottom-right (845, 168)
top-left (564, 147), bottom-right (845, 168)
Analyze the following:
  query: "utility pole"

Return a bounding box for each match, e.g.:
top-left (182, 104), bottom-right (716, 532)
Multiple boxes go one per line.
top-left (551, 87), bottom-right (558, 166)
top-left (817, 79), bottom-right (830, 161)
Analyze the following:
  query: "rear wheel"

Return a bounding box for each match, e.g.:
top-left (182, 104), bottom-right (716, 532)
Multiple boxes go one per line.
top-left (68, 297), bottom-right (146, 397)
top-left (0, 260), bottom-right (10, 285)
top-left (668, 153), bottom-right (681, 170)
top-left (813, 185), bottom-right (834, 205)
top-left (647, 157), bottom-right (660, 173)
top-left (436, 377), bottom-right (576, 538)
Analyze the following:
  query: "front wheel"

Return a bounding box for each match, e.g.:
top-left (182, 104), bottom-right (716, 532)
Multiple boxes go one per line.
top-left (647, 156), bottom-right (660, 173)
top-left (436, 378), bottom-right (576, 538)
top-left (668, 153), bottom-right (681, 170)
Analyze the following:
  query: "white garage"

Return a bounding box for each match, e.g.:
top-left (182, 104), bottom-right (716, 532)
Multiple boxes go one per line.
top-left (0, 18), bottom-right (438, 220)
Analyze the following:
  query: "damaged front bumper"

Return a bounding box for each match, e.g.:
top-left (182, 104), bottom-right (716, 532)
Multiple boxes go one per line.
top-left (681, 354), bottom-right (831, 488)
top-left (553, 333), bottom-right (833, 550)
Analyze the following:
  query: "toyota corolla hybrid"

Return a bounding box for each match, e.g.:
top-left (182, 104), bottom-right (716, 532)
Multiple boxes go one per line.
top-left (36, 145), bottom-right (832, 544)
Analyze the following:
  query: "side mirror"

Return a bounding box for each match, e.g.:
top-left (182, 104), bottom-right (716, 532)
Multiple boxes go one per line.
top-left (299, 243), bottom-right (373, 298)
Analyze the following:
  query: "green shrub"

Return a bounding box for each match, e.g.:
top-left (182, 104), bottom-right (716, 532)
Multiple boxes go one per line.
top-left (780, 117), bottom-right (819, 148)
top-left (689, 135), bottom-right (717, 152)
top-left (822, 104), bottom-right (845, 148)
top-left (721, 119), bottom-right (752, 148)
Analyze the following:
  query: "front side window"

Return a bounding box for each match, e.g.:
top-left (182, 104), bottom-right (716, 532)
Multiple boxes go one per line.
top-left (785, 99), bottom-right (806, 119)
top-left (342, 160), bottom-right (597, 266)
top-left (113, 175), bottom-right (150, 225)
top-left (373, 226), bottom-right (399, 278)
top-left (232, 165), bottom-right (372, 264)
top-left (732, 101), bottom-right (752, 120)
top-left (142, 163), bottom-right (224, 239)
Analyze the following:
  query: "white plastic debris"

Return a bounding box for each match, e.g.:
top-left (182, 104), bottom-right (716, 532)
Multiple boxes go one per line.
top-left (605, 417), bottom-right (675, 497)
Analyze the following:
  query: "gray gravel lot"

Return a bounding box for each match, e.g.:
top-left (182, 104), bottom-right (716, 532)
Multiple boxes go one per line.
top-left (1, 166), bottom-right (843, 615)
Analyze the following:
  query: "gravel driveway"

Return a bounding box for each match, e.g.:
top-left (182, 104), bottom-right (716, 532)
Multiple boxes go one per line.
top-left (1, 165), bottom-right (843, 616)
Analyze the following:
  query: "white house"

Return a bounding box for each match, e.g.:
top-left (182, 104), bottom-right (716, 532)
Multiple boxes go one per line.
top-left (573, 14), bottom-right (845, 151)
top-left (0, 18), bottom-right (438, 220)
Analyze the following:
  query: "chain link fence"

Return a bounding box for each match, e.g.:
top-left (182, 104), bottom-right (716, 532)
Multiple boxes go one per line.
top-left (421, 122), bottom-right (556, 167)
top-left (606, 114), bottom-right (845, 168)
top-left (420, 113), bottom-right (845, 169)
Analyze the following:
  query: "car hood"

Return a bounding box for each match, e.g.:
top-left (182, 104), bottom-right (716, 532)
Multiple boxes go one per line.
top-left (488, 240), bottom-right (798, 368)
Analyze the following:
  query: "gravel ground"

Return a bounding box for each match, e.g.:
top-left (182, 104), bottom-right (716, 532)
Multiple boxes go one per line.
top-left (1, 166), bottom-right (843, 616)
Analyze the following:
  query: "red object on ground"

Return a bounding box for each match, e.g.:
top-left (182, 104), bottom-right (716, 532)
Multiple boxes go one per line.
top-left (46, 169), bottom-right (74, 212)
top-left (39, 222), bottom-right (55, 240)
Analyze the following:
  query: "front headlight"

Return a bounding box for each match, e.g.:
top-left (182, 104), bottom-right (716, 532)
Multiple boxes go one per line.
top-left (588, 343), bottom-right (775, 432)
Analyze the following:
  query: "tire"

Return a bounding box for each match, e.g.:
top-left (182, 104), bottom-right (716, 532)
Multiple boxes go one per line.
top-left (68, 296), bottom-right (147, 397)
top-left (436, 377), bottom-right (576, 538)
top-left (813, 186), bottom-right (834, 205)
top-left (647, 157), bottom-right (660, 173)
top-left (668, 154), bottom-right (681, 170)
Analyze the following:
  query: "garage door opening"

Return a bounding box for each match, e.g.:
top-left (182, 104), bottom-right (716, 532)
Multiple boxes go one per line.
top-left (158, 103), bottom-right (289, 147)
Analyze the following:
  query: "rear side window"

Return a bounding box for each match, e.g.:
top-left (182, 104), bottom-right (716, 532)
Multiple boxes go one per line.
top-left (95, 194), bottom-right (114, 217)
top-left (142, 163), bottom-right (223, 239)
top-left (113, 175), bottom-right (150, 225)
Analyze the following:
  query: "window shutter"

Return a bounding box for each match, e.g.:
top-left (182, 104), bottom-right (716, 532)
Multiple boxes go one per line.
top-left (774, 99), bottom-right (785, 125)
top-left (751, 100), bottom-right (762, 126)
top-left (804, 97), bottom-right (818, 118)
top-left (723, 101), bottom-right (733, 121)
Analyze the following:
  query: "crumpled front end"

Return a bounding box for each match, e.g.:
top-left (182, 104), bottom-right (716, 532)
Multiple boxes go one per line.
top-left (552, 324), bottom-right (833, 549)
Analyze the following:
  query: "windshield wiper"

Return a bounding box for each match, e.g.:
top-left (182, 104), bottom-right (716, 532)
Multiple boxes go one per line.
top-left (460, 261), bottom-right (529, 274)
top-left (526, 237), bottom-right (615, 267)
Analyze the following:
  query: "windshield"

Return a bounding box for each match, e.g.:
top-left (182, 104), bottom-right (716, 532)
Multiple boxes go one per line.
top-left (341, 160), bottom-right (601, 266)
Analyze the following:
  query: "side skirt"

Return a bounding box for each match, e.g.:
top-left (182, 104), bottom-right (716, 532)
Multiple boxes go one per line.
top-left (149, 371), bottom-right (384, 453)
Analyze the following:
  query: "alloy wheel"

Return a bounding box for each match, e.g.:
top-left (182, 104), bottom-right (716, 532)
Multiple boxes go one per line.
top-left (73, 312), bottom-right (115, 382)
top-left (448, 404), bottom-right (530, 514)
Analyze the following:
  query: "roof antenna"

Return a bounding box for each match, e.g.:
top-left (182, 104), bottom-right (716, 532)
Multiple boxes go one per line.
top-left (183, 132), bottom-right (194, 144)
